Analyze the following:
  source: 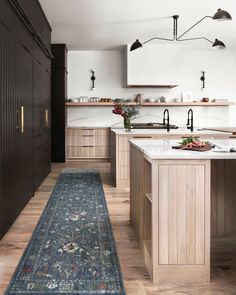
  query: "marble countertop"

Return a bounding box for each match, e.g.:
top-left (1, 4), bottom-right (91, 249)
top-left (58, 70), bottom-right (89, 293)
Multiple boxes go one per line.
top-left (129, 139), bottom-right (236, 160)
top-left (67, 125), bottom-right (111, 128)
top-left (111, 128), bottom-right (230, 135)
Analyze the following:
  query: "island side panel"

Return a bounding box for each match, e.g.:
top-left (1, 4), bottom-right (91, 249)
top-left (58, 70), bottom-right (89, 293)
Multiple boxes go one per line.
top-left (110, 130), bottom-right (117, 186)
top-left (152, 160), bottom-right (211, 285)
top-left (130, 145), bottom-right (144, 243)
top-left (211, 159), bottom-right (236, 238)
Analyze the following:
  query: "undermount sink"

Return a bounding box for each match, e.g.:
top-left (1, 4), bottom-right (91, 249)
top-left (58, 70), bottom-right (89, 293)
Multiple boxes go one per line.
top-left (130, 122), bottom-right (179, 130)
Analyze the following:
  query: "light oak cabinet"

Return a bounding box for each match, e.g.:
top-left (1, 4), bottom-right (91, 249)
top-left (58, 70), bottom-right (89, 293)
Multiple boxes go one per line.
top-left (66, 127), bottom-right (110, 159)
top-left (130, 144), bottom-right (211, 284)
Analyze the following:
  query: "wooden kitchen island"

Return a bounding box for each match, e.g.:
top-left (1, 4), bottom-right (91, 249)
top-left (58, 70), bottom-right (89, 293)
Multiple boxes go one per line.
top-left (130, 139), bottom-right (236, 286)
top-left (111, 128), bottom-right (232, 187)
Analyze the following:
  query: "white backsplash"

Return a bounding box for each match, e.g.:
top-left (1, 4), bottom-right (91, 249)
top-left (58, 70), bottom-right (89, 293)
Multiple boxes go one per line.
top-left (67, 105), bottom-right (233, 128)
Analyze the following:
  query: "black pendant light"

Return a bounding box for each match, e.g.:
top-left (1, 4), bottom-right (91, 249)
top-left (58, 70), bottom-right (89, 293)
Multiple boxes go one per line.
top-left (213, 9), bottom-right (232, 21)
top-left (130, 39), bottom-right (142, 51)
top-left (130, 8), bottom-right (232, 51)
top-left (212, 39), bottom-right (226, 49)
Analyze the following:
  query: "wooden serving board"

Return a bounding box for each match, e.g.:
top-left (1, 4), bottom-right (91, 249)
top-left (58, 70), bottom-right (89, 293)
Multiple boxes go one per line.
top-left (203, 127), bottom-right (236, 135)
top-left (172, 144), bottom-right (213, 152)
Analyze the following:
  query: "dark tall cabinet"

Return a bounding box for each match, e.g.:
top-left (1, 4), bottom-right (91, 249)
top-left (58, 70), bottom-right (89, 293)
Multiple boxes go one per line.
top-left (51, 44), bottom-right (68, 162)
top-left (0, 0), bottom-right (52, 239)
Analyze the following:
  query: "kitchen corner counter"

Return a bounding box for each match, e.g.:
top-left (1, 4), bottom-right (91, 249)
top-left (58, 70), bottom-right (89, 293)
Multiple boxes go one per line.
top-left (129, 139), bottom-right (236, 160)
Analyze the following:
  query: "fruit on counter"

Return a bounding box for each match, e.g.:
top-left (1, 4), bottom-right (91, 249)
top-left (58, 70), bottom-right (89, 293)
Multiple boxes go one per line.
top-left (179, 137), bottom-right (208, 149)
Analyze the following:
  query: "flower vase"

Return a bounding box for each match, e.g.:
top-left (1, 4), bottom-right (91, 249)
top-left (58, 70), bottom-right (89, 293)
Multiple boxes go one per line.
top-left (123, 117), bottom-right (131, 132)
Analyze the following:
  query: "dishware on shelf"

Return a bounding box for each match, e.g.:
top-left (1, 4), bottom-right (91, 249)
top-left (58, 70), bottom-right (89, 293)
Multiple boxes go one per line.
top-left (202, 97), bottom-right (209, 102)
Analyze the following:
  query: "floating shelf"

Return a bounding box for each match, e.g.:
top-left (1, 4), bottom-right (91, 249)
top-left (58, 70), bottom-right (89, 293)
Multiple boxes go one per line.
top-left (126, 85), bottom-right (178, 89)
top-left (66, 101), bottom-right (234, 107)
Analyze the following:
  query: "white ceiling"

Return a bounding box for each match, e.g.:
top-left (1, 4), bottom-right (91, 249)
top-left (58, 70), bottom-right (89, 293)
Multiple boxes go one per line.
top-left (39, 0), bottom-right (236, 50)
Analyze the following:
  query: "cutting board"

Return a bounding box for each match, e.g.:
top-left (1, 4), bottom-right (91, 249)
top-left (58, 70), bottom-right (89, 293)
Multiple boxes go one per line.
top-left (172, 144), bottom-right (213, 152)
top-left (203, 127), bottom-right (236, 135)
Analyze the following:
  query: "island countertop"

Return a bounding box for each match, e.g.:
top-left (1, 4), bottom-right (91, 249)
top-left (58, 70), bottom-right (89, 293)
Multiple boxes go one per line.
top-left (111, 128), bottom-right (231, 135)
top-left (129, 139), bottom-right (236, 160)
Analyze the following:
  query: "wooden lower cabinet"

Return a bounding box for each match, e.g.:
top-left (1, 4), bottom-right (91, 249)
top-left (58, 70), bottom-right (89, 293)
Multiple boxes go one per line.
top-left (66, 127), bottom-right (110, 159)
top-left (130, 145), bottom-right (211, 285)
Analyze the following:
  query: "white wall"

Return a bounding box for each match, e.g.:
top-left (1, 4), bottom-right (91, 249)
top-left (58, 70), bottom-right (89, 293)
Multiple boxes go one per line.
top-left (67, 48), bottom-right (236, 127)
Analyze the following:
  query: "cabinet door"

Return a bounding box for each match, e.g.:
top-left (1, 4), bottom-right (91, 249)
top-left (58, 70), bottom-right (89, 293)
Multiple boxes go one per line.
top-left (0, 23), bottom-right (18, 238)
top-left (17, 43), bottom-right (34, 203)
top-left (33, 59), bottom-right (45, 137)
top-left (33, 59), bottom-right (51, 189)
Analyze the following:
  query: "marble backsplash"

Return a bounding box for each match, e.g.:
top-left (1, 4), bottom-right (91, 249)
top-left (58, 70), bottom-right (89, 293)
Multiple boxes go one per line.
top-left (67, 105), bottom-right (235, 128)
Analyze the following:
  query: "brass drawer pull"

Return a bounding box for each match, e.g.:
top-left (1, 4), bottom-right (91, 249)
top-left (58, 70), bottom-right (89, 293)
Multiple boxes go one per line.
top-left (45, 108), bottom-right (49, 128)
top-left (17, 106), bottom-right (25, 133)
top-left (81, 129), bottom-right (94, 131)
top-left (81, 135), bottom-right (94, 137)
top-left (81, 145), bottom-right (94, 147)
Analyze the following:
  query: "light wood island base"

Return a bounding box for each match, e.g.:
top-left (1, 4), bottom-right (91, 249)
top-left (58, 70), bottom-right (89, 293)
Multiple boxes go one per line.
top-left (130, 145), bottom-right (211, 285)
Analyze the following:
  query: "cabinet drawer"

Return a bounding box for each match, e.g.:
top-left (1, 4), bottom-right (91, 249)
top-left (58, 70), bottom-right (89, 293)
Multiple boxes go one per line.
top-left (95, 146), bottom-right (110, 158)
top-left (78, 135), bottom-right (95, 147)
top-left (79, 128), bottom-right (95, 136)
top-left (95, 135), bottom-right (110, 146)
top-left (95, 128), bottom-right (109, 136)
top-left (67, 146), bottom-right (95, 158)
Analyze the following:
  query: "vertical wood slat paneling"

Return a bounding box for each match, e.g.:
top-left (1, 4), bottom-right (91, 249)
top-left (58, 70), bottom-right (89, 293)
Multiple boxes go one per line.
top-left (195, 166), bottom-right (205, 264)
top-left (158, 163), bottom-right (206, 266)
top-left (211, 160), bottom-right (217, 237)
top-left (168, 166), bottom-right (178, 264)
top-left (186, 166), bottom-right (196, 264)
top-left (0, 22), bottom-right (18, 236)
top-left (177, 166), bottom-right (187, 264)
top-left (158, 165), bottom-right (169, 264)
top-left (0, 1), bottom-right (51, 238)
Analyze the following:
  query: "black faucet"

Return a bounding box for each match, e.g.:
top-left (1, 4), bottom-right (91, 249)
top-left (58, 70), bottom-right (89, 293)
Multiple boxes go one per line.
top-left (187, 109), bottom-right (194, 132)
top-left (163, 109), bottom-right (170, 132)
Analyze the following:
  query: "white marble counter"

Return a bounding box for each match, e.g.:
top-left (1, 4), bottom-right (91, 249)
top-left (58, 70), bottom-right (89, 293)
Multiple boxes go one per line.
top-left (66, 125), bottom-right (111, 128)
top-left (111, 128), bottom-right (230, 135)
top-left (129, 139), bottom-right (236, 160)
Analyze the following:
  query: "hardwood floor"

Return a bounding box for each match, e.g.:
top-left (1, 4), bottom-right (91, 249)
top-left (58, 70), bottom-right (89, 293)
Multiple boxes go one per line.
top-left (1, 161), bottom-right (236, 294)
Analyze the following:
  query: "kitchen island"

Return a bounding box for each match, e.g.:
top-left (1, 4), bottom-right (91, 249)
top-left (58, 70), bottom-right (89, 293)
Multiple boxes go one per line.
top-left (111, 128), bottom-right (233, 187)
top-left (130, 139), bottom-right (236, 285)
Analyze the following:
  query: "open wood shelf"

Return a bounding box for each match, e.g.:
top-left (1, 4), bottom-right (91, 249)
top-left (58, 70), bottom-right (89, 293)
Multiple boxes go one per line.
top-left (126, 84), bottom-right (178, 89)
top-left (66, 101), bottom-right (234, 107)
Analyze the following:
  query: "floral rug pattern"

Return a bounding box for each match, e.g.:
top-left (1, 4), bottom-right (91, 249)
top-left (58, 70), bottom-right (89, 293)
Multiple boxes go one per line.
top-left (6, 169), bottom-right (126, 294)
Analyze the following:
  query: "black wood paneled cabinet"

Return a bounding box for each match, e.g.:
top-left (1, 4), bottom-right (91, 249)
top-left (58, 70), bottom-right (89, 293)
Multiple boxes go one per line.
top-left (0, 0), bottom-right (52, 239)
top-left (51, 44), bottom-right (68, 162)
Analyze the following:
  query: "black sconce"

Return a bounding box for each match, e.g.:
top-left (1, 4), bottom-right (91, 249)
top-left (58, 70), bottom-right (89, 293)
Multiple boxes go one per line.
top-left (91, 70), bottom-right (96, 90)
top-left (200, 71), bottom-right (205, 88)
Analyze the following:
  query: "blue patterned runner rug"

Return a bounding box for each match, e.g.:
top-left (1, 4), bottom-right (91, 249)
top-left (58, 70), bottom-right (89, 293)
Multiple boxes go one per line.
top-left (5, 169), bottom-right (126, 295)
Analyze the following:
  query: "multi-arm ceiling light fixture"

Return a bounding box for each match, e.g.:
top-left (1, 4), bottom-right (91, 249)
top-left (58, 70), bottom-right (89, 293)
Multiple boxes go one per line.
top-left (130, 9), bottom-right (232, 51)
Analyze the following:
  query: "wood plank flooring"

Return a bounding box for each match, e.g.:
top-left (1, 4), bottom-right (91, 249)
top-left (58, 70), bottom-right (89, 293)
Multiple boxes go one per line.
top-left (1, 161), bottom-right (236, 294)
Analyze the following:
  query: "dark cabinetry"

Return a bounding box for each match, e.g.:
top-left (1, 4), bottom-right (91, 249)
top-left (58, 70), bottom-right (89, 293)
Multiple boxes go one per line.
top-left (51, 44), bottom-right (68, 162)
top-left (0, 0), bottom-right (52, 239)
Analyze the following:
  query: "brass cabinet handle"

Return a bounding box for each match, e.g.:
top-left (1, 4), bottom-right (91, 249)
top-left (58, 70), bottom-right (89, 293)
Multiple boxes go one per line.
top-left (45, 108), bottom-right (49, 128)
top-left (20, 106), bottom-right (24, 133)
top-left (81, 135), bottom-right (94, 137)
